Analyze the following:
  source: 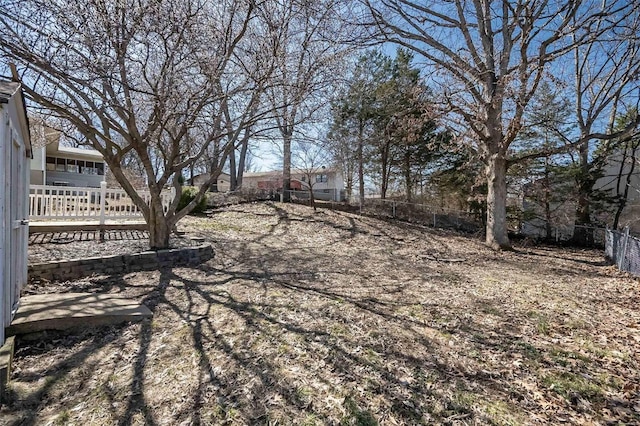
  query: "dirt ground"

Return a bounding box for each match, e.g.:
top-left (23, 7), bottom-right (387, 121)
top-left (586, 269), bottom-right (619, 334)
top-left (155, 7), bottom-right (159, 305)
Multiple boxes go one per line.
top-left (3, 202), bottom-right (640, 425)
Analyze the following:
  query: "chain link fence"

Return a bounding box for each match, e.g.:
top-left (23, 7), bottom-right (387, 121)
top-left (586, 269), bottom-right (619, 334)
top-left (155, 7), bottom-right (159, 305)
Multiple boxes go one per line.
top-left (286, 195), bottom-right (612, 244)
top-left (605, 228), bottom-right (640, 276)
top-left (225, 190), bottom-right (614, 249)
top-left (526, 224), bottom-right (607, 247)
top-left (354, 198), bottom-right (482, 232)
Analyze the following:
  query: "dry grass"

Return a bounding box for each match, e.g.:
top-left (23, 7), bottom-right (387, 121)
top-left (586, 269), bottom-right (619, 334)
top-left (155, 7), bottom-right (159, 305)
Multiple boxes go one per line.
top-left (3, 201), bottom-right (640, 425)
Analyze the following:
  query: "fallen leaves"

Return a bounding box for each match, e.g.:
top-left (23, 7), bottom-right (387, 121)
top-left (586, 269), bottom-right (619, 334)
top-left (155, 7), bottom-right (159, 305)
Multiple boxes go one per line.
top-left (7, 202), bottom-right (640, 425)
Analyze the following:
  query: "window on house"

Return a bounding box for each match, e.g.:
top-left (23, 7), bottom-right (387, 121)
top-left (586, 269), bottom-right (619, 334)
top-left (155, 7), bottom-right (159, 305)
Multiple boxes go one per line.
top-left (56, 157), bottom-right (66, 172)
top-left (84, 161), bottom-right (97, 175)
top-left (96, 162), bottom-right (105, 175)
top-left (46, 156), bottom-right (56, 171)
top-left (66, 159), bottom-right (79, 173)
top-left (315, 174), bottom-right (328, 183)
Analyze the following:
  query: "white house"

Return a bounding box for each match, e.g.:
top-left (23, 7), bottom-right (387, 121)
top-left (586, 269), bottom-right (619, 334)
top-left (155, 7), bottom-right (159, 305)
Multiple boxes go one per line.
top-left (0, 81), bottom-right (32, 347)
top-left (595, 146), bottom-right (640, 231)
top-left (30, 123), bottom-right (106, 188)
top-left (242, 168), bottom-right (345, 201)
top-left (190, 172), bottom-right (232, 192)
top-left (519, 146), bottom-right (640, 238)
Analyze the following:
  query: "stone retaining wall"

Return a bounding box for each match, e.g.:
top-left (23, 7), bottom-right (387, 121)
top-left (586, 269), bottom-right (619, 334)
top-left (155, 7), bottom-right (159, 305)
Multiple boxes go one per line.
top-left (29, 244), bottom-right (214, 282)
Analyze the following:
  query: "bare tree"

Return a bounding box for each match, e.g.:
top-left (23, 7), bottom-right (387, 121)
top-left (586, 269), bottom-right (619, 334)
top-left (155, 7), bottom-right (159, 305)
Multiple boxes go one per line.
top-left (265, 0), bottom-right (352, 201)
top-left (0, 0), bottom-right (272, 248)
top-left (292, 140), bottom-right (332, 210)
top-left (565, 12), bottom-right (640, 245)
top-left (362, 0), bottom-right (638, 249)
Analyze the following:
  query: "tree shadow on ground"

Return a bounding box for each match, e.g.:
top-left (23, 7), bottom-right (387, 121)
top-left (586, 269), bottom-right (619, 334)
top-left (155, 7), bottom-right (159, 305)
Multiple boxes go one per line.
top-left (9, 205), bottom-right (639, 425)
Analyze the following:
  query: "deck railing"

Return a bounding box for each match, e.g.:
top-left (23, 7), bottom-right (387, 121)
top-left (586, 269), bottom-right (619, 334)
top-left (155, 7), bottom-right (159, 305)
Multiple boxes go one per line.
top-left (29, 183), bottom-right (175, 222)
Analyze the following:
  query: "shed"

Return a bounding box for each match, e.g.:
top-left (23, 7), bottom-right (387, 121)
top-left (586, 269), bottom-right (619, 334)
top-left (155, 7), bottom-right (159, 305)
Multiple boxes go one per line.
top-left (0, 81), bottom-right (31, 346)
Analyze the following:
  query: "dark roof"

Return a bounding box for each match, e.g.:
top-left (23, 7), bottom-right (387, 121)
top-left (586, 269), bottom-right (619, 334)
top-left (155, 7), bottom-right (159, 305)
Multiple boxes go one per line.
top-left (0, 80), bottom-right (20, 102)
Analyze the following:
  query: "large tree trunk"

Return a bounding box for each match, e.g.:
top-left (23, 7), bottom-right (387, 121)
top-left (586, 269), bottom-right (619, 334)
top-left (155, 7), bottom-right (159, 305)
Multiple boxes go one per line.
top-left (283, 131), bottom-right (292, 202)
top-left (236, 133), bottom-right (250, 190)
top-left (572, 142), bottom-right (594, 246)
top-left (572, 193), bottom-right (593, 246)
top-left (148, 201), bottom-right (171, 250)
top-left (485, 154), bottom-right (511, 250)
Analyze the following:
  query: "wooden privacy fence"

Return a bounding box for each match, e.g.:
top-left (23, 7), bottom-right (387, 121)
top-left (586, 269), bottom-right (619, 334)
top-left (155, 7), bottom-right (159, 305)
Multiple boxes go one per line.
top-left (29, 183), bottom-right (175, 223)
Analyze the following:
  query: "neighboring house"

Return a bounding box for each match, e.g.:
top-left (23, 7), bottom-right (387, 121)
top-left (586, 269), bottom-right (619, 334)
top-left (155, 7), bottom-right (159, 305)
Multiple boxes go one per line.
top-left (30, 124), bottom-right (106, 188)
top-left (0, 81), bottom-right (32, 347)
top-left (595, 147), bottom-right (640, 231)
top-left (520, 147), bottom-right (640, 238)
top-left (190, 169), bottom-right (345, 201)
top-left (242, 168), bottom-right (345, 201)
top-left (191, 172), bottom-right (231, 192)
top-left (241, 171), bottom-right (302, 191)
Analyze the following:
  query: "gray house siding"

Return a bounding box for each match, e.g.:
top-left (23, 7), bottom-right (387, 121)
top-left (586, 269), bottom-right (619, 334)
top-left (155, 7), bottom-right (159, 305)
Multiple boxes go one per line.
top-left (46, 170), bottom-right (104, 188)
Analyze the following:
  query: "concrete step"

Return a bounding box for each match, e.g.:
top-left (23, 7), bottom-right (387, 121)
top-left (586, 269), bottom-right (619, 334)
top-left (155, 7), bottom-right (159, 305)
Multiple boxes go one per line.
top-left (7, 293), bottom-right (152, 336)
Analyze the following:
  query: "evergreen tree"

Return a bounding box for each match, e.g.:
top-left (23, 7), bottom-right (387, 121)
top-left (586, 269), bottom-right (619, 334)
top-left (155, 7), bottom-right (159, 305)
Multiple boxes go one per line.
top-left (328, 50), bottom-right (393, 203)
top-left (509, 82), bottom-right (575, 239)
top-left (330, 49), bottom-right (449, 202)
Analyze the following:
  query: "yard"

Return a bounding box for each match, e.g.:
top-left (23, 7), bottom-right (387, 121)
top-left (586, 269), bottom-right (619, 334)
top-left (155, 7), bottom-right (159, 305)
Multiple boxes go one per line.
top-left (3, 202), bottom-right (640, 425)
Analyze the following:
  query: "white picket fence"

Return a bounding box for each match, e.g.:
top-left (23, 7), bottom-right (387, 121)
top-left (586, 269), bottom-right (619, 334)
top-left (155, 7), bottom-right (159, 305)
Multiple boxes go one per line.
top-left (29, 183), bottom-right (175, 223)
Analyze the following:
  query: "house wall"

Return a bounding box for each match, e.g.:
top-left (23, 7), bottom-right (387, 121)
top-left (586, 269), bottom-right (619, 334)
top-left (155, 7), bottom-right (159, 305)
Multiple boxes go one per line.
top-left (595, 148), bottom-right (640, 232)
top-left (298, 171), bottom-right (344, 201)
top-left (29, 170), bottom-right (44, 186)
top-left (521, 149), bottom-right (640, 237)
top-left (0, 88), bottom-right (30, 347)
top-left (242, 170), bottom-right (345, 201)
top-left (597, 148), bottom-right (640, 201)
top-left (44, 149), bottom-right (105, 187)
top-left (30, 144), bottom-right (45, 185)
top-left (0, 101), bottom-right (7, 346)
top-left (45, 170), bottom-right (104, 188)
top-left (239, 174), bottom-right (269, 189)
top-left (30, 133), bottom-right (106, 188)
top-left (192, 173), bottom-right (231, 192)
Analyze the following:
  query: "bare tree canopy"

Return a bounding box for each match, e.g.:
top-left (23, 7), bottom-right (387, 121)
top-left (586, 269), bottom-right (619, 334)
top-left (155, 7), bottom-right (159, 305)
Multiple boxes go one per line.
top-left (0, 0), bottom-right (276, 248)
top-left (265, 0), bottom-right (353, 201)
top-left (361, 0), bottom-right (640, 249)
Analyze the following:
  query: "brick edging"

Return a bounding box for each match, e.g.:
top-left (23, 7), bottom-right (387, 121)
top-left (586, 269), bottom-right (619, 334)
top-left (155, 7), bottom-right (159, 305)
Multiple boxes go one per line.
top-left (29, 243), bottom-right (214, 282)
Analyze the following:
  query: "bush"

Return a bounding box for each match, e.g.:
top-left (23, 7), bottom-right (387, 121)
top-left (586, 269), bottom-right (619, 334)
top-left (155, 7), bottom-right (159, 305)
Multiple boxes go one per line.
top-left (177, 186), bottom-right (207, 214)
